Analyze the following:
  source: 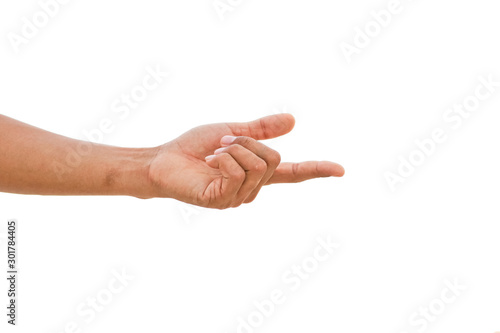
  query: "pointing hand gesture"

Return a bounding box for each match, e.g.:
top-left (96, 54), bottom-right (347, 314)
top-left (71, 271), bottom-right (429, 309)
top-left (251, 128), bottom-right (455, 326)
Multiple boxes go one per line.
top-left (148, 114), bottom-right (344, 209)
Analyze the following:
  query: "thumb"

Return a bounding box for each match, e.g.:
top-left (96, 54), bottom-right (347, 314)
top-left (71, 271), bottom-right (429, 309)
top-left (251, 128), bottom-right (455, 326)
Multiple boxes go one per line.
top-left (226, 113), bottom-right (295, 140)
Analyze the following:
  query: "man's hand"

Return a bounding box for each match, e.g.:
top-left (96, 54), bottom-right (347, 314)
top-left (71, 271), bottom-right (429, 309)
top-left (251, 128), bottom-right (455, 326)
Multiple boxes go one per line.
top-left (0, 113), bottom-right (343, 205)
top-left (148, 114), bottom-right (344, 209)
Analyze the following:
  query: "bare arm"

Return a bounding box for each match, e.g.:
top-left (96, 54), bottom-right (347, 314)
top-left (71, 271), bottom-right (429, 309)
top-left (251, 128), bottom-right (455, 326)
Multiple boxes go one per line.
top-left (0, 114), bottom-right (344, 208)
top-left (0, 114), bottom-right (156, 198)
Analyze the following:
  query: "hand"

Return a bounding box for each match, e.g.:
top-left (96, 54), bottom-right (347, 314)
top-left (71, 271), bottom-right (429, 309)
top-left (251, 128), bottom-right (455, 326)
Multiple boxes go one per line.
top-left (148, 114), bottom-right (344, 209)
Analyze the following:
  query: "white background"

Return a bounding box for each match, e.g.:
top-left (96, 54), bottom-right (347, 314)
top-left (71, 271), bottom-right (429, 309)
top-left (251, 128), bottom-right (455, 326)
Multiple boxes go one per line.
top-left (1, 0), bottom-right (499, 332)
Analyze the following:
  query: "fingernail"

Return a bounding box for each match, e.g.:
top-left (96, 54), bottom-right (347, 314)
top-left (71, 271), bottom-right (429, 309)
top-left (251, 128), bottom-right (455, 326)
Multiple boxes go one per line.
top-left (214, 147), bottom-right (226, 155)
top-left (205, 155), bottom-right (216, 161)
top-left (221, 135), bottom-right (237, 146)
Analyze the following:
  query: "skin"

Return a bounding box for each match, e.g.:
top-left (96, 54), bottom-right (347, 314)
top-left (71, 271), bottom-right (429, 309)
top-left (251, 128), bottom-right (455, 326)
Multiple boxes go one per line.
top-left (0, 113), bottom-right (344, 209)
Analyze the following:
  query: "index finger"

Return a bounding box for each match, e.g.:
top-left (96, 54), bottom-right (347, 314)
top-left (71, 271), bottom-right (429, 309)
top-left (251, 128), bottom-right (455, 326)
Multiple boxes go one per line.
top-left (265, 161), bottom-right (345, 184)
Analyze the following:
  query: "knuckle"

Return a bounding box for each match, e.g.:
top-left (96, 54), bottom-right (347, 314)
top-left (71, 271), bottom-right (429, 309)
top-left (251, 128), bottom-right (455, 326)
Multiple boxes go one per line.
top-left (225, 144), bottom-right (242, 154)
top-left (269, 150), bottom-right (281, 166)
top-left (231, 168), bottom-right (246, 181)
top-left (291, 163), bottom-right (300, 179)
top-left (235, 136), bottom-right (251, 146)
top-left (253, 159), bottom-right (267, 172)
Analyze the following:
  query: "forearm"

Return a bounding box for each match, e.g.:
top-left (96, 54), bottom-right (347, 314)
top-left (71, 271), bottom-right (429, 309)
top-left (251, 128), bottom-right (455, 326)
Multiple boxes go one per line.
top-left (0, 115), bottom-right (158, 198)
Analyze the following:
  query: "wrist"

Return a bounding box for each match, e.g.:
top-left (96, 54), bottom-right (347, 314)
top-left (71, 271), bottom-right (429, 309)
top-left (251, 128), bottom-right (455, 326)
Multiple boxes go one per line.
top-left (108, 146), bottom-right (160, 199)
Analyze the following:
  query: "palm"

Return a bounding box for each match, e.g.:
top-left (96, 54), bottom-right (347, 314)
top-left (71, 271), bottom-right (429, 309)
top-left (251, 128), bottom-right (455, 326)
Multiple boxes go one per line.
top-left (151, 123), bottom-right (239, 206)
